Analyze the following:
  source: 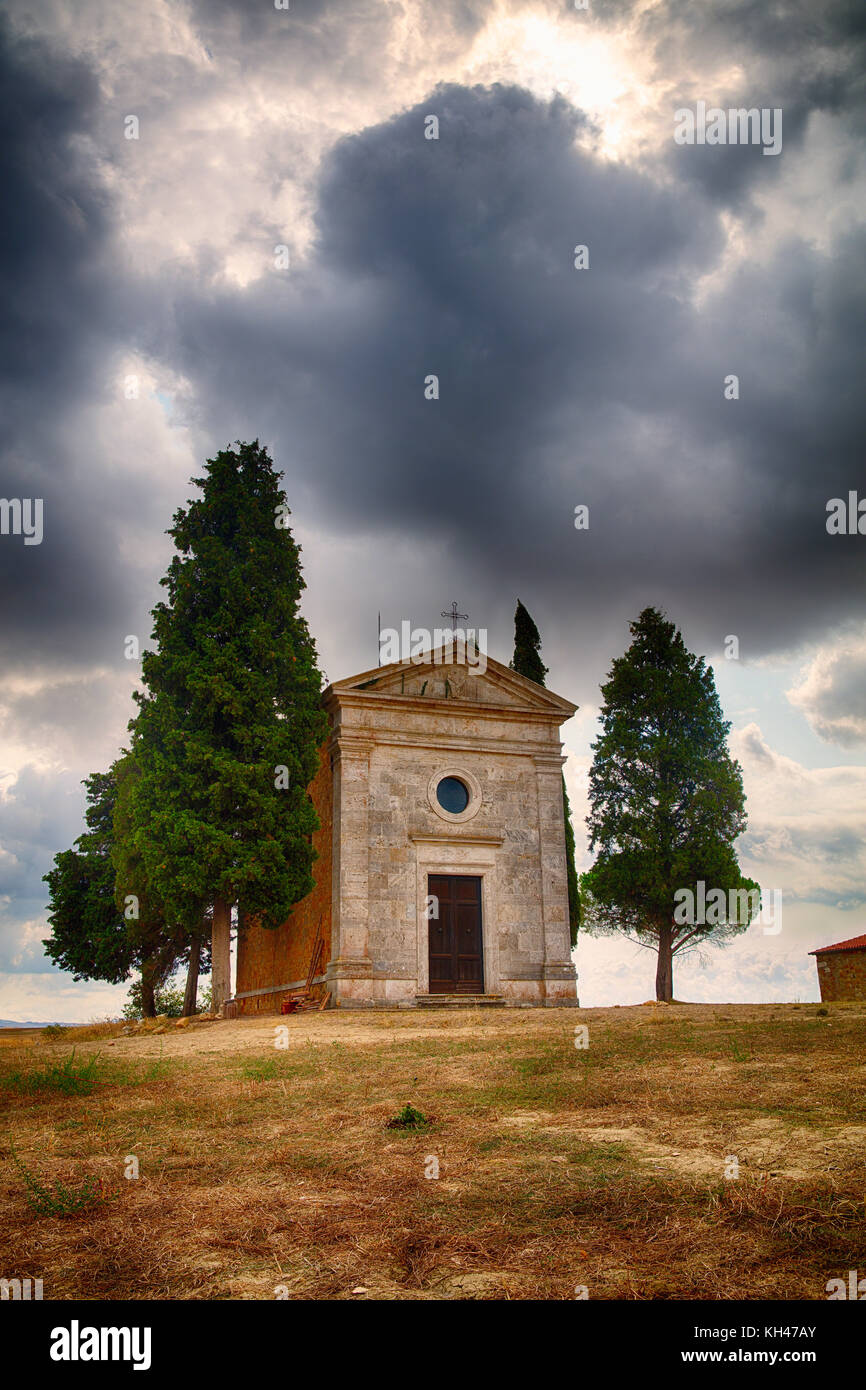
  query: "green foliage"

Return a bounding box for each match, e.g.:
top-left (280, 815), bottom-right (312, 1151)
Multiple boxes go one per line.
top-left (562, 779), bottom-right (581, 948)
top-left (3, 1050), bottom-right (101, 1096)
top-left (41, 1023), bottom-right (66, 1040)
top-left (510, 599), bottom-right (548, 686)
top-left (42, 762), bottom-right (190, 1013)
top-left (10, 1146), bottom-right (110, 1218)
top-left (386, 1103), bottom-right (430, 1130)
top-left (510, 598), bottom-right (580, 943)
top-left (240, 1057), bottom-right (281, 1081)
top-left (122, 976), bottom-right (212, 1020)
top-left (42, 770), bottom-right (135, 985)
top-left (112, 753), bottom-right (186, 989)
top-left (129, 440), bottom-right (329, 933)
top-left (122, 982), bottom-right (180, 1019)
top-left (582, 608), bottom-right (757, 992)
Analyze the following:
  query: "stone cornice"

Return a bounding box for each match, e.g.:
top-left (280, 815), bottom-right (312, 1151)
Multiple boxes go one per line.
top-left (532, 753), bottom-right (568, 771)
top-left (329, 690), bottom-right (571, 726)
top-left (331, 735), bottom-right (375, 759)
top-left (408, 832), bottom-right (505, 847)
top-left (332, 730), bottom-right (563, 759)
top-left (324, 650), bottom-right (577, 720)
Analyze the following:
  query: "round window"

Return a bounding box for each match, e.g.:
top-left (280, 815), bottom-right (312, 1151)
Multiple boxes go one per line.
top-left (436, 775), bottom-right (470, 814)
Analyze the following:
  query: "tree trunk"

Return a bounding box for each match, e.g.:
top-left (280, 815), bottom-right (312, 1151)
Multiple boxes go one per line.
top-left (211, 897), bottom-right (232, 1016)
top-left (655, 922), bottom-right (673, 1002)
top-left (140, 960), bottom-right (158, 1018)
top-left (182, 933), bottom-right (202, 1017)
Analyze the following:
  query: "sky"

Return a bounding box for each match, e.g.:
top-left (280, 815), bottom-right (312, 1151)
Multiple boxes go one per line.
top-left (1, 0), bottom-right (864, 1020)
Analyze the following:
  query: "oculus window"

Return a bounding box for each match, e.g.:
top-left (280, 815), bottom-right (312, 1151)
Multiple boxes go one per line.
top-left (436, 775), bottom-right (470, 815)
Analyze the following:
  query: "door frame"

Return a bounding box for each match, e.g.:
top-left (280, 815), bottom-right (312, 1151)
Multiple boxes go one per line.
top-left (427, 872), bottom-right (484, 994)
top-left (410, 835), bottom-right (502, 996)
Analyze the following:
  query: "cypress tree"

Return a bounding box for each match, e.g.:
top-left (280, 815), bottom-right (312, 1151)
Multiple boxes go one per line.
top-left (510, 600), bottom-right (580, 947)
top-left (511, 600), bottom-right (548, 687)
top-left (583, 607), bottom-right (758, 1001)
top-left (561, 781), bottom-right (581, 951)
top-left (129, 441), bottom-right (328, 1012)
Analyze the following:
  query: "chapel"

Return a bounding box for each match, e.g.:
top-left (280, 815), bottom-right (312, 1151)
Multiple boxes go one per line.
top-left (231, 648), bottom-right (579, 1011)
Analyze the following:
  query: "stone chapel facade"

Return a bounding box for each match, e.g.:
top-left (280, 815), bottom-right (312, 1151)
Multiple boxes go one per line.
top-left (232, 649), bottom-right (579, 1011)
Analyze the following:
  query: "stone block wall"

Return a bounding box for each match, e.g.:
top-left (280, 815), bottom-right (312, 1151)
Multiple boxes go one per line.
top-left (815, 949), bottom-right (866, 1001)
top-left (365, 744), bottom-right (551, 992)
top-left (234, 742), bottom-right (333, 1014)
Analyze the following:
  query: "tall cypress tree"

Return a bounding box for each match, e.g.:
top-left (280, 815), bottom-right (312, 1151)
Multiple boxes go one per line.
top-left (129, 441), bottom-right (329, 1012)
top-left (511, 600), bottom-right (548, 686)
top-left (510, 600), bottom-right (580, 947)
top-left (583, 608), bottom-right (758, 1001)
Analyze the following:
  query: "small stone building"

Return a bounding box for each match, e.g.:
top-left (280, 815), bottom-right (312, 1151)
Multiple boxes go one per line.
top-left (232, 649), bottom-right (579, 1011)
top-left (810, 934), bottom-right (866, 1002)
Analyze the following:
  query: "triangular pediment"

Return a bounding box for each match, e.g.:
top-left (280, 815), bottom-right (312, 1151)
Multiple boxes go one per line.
top-left (328, 648), bottom-right (576, 718)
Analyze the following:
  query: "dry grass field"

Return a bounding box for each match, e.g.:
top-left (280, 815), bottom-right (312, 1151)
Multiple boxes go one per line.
top-left (1, 1002), bottom-right (864, 1300)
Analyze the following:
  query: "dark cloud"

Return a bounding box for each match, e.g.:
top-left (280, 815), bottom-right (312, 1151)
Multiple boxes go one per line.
top-left (640, 0), bottom-right (866, 101)
top-left (1, 2), bottom-right (863, 698)
top-left (4, 5), bottom-right (864, 692)
top-left (0, 20), bottom-right (149, 671)
top-left (158, 79), bottom-right (865, 690)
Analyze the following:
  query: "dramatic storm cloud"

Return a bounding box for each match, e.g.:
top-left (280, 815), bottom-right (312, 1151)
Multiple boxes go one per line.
top-left (0, 20), bottom-right (134, 668)
top-left (163, 77), bottom-right (865, 680)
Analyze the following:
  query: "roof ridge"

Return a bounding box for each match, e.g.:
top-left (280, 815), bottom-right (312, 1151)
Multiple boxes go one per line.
top-left (809, 933), bottom-right (866, 955)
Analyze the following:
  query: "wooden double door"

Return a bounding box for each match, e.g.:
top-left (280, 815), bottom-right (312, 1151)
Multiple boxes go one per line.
top-left (428, 874), bottom-right (484, 994)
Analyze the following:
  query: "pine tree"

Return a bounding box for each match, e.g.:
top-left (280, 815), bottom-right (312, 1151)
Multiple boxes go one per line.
top-left (510, 600), bottom-right (580, 947)
top-left (129, 441), bottom-right (329, 1012)
top-left (582, 607), bottom-right (759, 1001)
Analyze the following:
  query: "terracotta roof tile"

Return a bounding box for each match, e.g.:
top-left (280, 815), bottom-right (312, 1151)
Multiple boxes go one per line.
top-left (809, 933), bottom-right (866, 956)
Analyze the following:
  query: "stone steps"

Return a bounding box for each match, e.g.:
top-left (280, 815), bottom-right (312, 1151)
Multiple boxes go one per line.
top-left (415, 993), bottom-right (505, 1008)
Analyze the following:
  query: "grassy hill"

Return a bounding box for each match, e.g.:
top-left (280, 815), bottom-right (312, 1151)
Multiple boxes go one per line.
top-left (1, 1002), bottom-right (863, 1300)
